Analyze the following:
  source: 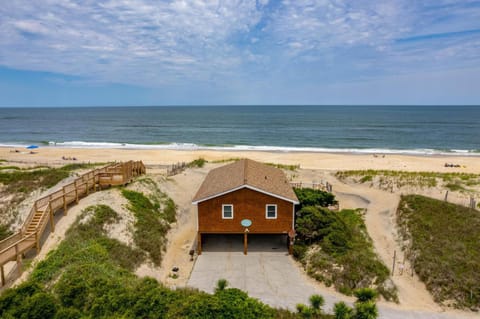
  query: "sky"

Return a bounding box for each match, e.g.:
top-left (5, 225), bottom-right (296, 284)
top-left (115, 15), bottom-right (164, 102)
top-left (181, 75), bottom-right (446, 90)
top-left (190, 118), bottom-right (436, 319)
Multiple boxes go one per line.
top-left (0, 0), bottom-right (479, 107)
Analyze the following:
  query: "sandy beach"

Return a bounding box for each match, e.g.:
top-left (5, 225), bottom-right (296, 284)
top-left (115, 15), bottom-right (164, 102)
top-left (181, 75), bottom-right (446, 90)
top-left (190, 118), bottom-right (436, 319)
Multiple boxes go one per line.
top-left (2, 146), bottom-right (480, 173)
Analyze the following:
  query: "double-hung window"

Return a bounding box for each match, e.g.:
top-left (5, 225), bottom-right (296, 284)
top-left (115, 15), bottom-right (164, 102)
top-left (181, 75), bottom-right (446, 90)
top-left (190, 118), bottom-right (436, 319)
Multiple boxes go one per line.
top-left (222, 204), bottom-right (233, 219)
top-left (266, 204), bottom-right (277, 219)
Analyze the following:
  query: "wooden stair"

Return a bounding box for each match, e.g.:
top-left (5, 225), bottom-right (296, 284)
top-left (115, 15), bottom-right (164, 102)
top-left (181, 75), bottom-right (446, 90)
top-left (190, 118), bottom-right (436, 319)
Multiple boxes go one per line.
top-left (0, 161), bottom-right (146, 286)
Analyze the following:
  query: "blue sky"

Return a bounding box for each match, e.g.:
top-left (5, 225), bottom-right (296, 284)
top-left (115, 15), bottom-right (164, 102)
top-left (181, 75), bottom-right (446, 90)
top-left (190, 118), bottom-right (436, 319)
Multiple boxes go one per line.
top-left (0, 0), bottom-right (479, 106)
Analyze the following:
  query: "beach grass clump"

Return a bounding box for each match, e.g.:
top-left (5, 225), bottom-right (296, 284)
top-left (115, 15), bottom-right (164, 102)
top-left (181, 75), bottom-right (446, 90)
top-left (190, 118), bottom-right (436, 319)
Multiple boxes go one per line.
top-left (397, 195), bottom-right (480, 310)
top-left (188, 157), bottom-right (207, 168)
top-left (0, 204), bottom-right (298, 318)
top-left (122, 189), bottom-right (176, 265)
top-left (294, 205), bottom-right (397, 302)
top-left (0, 166), bottom-right (21, 171)
top-left (444, 182), bottom-right (467, 192)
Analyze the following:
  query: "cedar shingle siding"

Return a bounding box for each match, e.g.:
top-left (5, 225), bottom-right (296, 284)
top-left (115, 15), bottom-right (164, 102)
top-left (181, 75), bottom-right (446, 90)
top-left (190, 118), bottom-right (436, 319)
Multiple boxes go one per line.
top-left (198, 187), bottom-right (293, 234)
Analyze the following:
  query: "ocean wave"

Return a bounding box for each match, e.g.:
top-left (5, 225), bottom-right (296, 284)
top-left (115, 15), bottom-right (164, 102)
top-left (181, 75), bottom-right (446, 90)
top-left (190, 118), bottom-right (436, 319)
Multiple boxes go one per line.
top-left (0, 141), bottom-right (474, 156)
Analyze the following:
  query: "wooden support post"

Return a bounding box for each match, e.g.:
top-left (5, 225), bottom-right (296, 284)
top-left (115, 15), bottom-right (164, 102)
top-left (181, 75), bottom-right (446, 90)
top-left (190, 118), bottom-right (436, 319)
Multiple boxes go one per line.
top-left (1, 265), bottom-right (4, 287)
top-left (75, 185), bottom-right (79, 204)
top-left (197, 232), bottom-right (202, 255)
top-left (63, 194), bottom-right (67, 215)
top-left (15, 245), bottom-right (22, 275)
top-left (35, 231), bottom-right (40, 253)
top-left (49, 204), bottom-right (55, 233)
top-left (244, 232), bottom-right (248, 255)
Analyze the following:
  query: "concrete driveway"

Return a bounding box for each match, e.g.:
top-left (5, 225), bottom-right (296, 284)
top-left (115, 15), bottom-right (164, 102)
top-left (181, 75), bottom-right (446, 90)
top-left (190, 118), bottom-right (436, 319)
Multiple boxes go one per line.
top-left (188, 234), bottom-right (325, 310)
top-left (187, 235), bottom-right (476, 319)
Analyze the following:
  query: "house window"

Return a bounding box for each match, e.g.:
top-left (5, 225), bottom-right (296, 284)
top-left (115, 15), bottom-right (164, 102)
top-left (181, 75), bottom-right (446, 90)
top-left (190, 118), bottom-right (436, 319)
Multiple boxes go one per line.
top-left (222, 204), bottom-right (233, 219)
top-left (266, 204), bottom-right (277, 219)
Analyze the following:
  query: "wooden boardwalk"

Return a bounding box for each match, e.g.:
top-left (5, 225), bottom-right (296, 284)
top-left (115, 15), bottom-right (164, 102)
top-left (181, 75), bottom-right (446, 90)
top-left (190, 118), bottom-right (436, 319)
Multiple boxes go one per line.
top-left (0, 161), bottom-right (145, 286)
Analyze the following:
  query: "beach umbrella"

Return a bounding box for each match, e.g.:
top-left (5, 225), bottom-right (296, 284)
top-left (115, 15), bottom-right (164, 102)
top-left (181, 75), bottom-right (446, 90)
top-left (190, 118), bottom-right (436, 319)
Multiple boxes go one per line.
top-left (26, 145), bottom-right (39, 149)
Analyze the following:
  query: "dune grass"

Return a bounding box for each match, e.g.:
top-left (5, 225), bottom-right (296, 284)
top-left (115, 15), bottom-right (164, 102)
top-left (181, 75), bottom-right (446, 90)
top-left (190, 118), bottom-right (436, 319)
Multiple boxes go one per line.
top-left (336, 169), bottom-right (480, 192)
top-left (188, 157), bottom-right (207, 168)
top-left (0, 162), bottom-right (106, 194)
top-left (122, 188), bottom-right (176, 266)
top-left (397, 195), bottom-right (480, 310)
top-left (0, 224), bottom-right (12, 241)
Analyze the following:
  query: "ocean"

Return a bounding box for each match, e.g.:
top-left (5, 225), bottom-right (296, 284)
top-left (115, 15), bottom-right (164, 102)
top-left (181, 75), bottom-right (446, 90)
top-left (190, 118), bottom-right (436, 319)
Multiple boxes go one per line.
top-left (0, 105), bottom-right (479, 155)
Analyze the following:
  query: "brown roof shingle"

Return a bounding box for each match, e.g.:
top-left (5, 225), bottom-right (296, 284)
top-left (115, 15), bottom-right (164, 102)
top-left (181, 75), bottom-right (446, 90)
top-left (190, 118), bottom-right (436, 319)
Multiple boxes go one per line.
top-left (192, 159), bottom-right (299, 203)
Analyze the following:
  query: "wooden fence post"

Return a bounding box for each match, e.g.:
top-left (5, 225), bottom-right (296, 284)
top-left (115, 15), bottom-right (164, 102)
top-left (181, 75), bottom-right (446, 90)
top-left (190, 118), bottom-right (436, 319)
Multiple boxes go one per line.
top-left (392, 250), bottom-right (396, 275)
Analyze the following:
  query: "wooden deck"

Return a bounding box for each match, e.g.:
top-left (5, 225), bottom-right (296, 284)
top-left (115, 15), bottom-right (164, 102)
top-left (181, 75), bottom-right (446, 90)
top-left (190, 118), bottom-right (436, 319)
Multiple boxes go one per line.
top-left (0, 161), bottom-right (145, 286)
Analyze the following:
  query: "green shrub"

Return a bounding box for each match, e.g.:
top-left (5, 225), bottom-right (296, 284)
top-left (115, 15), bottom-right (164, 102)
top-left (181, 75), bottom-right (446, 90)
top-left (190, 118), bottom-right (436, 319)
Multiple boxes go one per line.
top-left (334, 301), bottom-right (353, 319)
top-left (293, 243), bottom-right (308, 260)
top-left (19, 292), bottom-right (57, 319)
top-left (353, 288), bottom-right (378, 303)
top-left (295, 207), bottom-right (397, 301)
top-left (54, 308), bottom-right (81, 319)
top-left (294, 188), bottom-right (337, 209)
top-left (215, 279), bottom-right (229, 293)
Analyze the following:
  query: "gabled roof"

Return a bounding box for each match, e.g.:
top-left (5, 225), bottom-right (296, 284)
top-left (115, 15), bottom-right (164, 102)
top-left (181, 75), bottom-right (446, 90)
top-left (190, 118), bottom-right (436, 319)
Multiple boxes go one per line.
top-left (192, 159), bottom-right (299, 204)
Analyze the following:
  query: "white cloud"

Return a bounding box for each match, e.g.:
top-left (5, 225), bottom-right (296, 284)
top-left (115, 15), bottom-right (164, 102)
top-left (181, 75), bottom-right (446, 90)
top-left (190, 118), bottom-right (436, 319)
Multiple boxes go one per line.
top-left (269, 0), bottom-right (410, 56)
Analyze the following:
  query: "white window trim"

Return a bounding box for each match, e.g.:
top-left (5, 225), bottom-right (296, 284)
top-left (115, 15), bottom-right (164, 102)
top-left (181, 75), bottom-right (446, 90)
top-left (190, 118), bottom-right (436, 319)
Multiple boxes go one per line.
top-left (265, 204), bottom-right (277, 219)
top-left (222, 204), bottom-right (234, 219)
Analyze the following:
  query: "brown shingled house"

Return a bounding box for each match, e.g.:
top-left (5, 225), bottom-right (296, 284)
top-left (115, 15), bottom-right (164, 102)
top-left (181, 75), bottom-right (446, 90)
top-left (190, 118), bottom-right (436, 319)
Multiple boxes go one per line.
top-left (192, 159), bottom-right (299, 255)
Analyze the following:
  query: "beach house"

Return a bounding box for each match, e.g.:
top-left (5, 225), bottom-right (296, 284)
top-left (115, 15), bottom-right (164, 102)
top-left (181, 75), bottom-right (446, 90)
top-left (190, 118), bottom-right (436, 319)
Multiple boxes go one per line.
top-left (192, 159), bottom-right (299, 255)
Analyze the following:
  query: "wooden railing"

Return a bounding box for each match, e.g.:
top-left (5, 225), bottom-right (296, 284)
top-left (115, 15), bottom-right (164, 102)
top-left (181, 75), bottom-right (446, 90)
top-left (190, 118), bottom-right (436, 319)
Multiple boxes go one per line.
top-left (0, 161), bottom-right (145, 286)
